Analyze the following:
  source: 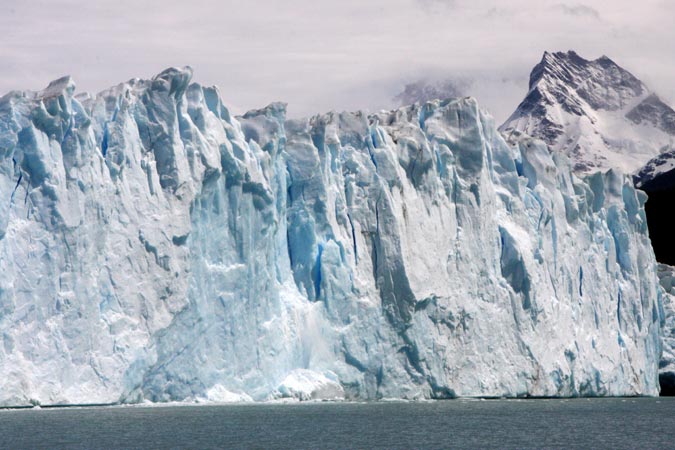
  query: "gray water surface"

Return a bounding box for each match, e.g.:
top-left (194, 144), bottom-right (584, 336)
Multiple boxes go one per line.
top-left (1, 398), bottom-right (674, 449)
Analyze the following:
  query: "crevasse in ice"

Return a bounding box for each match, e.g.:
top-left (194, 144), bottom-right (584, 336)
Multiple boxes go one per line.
top-left (0, 67), bottom-right (663, 405)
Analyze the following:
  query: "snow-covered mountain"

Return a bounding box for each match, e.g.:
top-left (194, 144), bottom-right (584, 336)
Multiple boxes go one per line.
top-left (0, 67), bottom-right (663, 406)
top-left (633, 151), bottom-right (675, 268)
top-left (635, 149), bottom-right (675, 190)
top-left (500, 51), bottom-right (675, 175)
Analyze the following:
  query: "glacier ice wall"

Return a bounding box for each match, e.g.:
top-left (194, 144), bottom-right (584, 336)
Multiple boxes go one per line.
top-left (0, 67), bottom-right (663, 406)
top-left (657, 264), bottom-right (675, 394)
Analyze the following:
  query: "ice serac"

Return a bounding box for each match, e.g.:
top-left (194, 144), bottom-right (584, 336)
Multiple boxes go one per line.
top-left (501, 51), bottom-right (675, 175)
top-left (657, 265), bottom-right (675, 395)
top-left (0, 68), bottom-right (663, 406)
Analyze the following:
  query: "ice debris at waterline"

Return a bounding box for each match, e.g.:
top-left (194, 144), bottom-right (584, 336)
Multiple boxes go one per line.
top-left (0, 67), bottom-right (664, 406)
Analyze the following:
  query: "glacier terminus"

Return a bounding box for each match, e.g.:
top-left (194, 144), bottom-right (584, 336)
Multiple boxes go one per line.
top-left (0, 66), bottom-right (664, 406)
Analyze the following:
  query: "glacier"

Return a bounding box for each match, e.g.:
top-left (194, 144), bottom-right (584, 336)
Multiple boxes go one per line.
top-left (0, 66), bottom-right (664, 406)
top-left (500, 50), bottom-right (675, 396)
top-left (657, 265), bottom-right (675, 395)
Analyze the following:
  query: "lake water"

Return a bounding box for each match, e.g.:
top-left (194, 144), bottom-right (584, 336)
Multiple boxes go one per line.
top-left (1, 398), bottom-right (674, 449)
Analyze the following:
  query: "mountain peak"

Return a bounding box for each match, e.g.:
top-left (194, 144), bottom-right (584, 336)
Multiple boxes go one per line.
top-left (501, 51), bottom-right (674, 174)
top-left (529, 51), bottom-right (643, 103)
top-left (544, 49), bottom-right (584, 62)
top-left (531, 51), bottom-right (587, 88)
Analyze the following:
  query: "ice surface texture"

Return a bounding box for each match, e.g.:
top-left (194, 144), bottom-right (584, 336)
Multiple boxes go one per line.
top-left (0, 67), bottom-right (663, 406)
top-left (657, 265), bottom-right (675, 394)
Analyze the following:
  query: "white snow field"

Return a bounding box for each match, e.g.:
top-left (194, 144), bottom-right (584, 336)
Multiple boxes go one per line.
top-left (0, 67), bottom-right (663, 406)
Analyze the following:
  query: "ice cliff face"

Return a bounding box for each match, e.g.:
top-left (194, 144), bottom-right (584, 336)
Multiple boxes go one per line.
top-left (501, 51), bottom-right (675, 175)
top-left (502, 51), bottom-right (675, 393)
top-left (656, 265), bottom-right (675, 395)
top-left (0, 67), bottom-right (663, 406)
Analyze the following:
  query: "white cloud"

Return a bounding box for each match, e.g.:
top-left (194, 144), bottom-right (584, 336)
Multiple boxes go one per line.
top-left (554, 3), bottom-right (601, 20)
top-left (0, 0), bottom-right (673, 122)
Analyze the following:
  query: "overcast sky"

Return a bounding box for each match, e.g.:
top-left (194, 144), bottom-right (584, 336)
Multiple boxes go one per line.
top-left (1, 0), bottom-right (673, 122)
